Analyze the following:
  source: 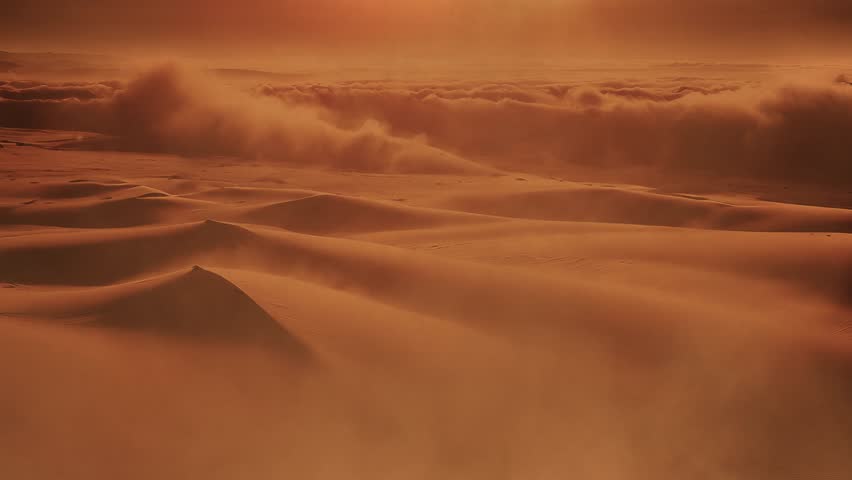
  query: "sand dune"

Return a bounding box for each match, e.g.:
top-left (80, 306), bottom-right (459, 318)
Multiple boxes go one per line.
top-left (0, 216), bottom-right (845, 359)
top-left (0, 193), bottom-right (213, 228)
top-left (181, 186), bottom-right (320, 203)
top-left (439, 186), bottom-right (852, 232)
top-left (205, 267), bottom-right (505, 371)
top-left (229, 193), bottom-right (496, 234)
top-left (2, 180), bottom-right (141, 199)
top-left (1, 266), bottom-right (309, 352)
top-left (87, 266), bottom-right (305, 351)
top-left (0, 177), bottom-right (497, 233)
top-left (0, 219), bottom-right (258, 284)
top-left (1, 98), bottom-right (851, 478)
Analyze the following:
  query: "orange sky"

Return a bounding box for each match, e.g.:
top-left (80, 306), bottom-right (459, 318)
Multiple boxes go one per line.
top-left (3, 0), bottom-right (852, 62)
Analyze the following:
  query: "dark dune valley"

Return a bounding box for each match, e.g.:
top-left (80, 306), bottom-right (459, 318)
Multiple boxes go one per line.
top-left (2, 1), bottom-right (852, 479)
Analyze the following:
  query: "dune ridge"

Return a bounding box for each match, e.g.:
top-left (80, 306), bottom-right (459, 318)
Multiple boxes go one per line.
top-left (86, 266), bottom-right (309, 352)
top-left (438, 186), bottom-right (852, 232)
top-left (1, 265), bottom-right (309, 354)
top-left (0, 220), bottom-right (256, 285)
top-left (229, 193), bottom-right (497, 234)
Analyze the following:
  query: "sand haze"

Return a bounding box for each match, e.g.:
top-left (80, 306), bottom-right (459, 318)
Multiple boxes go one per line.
top-left (1, 1), bottom-right (852, 479)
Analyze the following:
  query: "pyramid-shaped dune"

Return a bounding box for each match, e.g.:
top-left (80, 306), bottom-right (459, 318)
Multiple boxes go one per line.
top-left (90, 266), bottom-right (308, 355)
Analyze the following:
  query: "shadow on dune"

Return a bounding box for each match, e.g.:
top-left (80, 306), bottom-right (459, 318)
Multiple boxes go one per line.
top-left (82, 266), bottom-right (310, 355)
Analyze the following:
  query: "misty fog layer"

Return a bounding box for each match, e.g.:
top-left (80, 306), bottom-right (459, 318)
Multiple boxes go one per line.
top-left (1, 64), bottom-right (851, 183)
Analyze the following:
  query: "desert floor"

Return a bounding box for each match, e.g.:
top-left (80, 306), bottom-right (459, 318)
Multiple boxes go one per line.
top-left (1, 129), bottom-right (851, 479)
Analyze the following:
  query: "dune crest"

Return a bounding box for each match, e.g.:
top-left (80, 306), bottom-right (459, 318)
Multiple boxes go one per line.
top-left (0, 220), bottom-right (257, 285)
top-left (232, 193), bottom-right (495, 234)
top-left (439, 187), bottom-right (852, 232)
top-left (83, 266), bottom-right (308, 352)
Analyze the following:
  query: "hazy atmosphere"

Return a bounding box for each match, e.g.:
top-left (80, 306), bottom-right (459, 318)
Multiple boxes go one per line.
top-left (5, 0), bottom-right (852, 61)
top-left (1, 1), bottom-right (851, 479)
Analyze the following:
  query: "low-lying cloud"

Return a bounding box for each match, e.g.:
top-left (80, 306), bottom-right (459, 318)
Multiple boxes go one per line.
top-left (0, 66), bottom-right (488, 174)
top-left (1, 65), bottom-right (852, 183)
top-left (0, 81), bottom-right (119, 101)
top-left (261, 74), bottom-right (852, 184)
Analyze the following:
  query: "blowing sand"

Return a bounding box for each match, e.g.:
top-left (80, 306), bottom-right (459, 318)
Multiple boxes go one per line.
top-left (1, 114), bottom-right (851, 478)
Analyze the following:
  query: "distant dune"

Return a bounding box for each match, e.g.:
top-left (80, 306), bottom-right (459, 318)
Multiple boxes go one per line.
top-left (228, 193), bottom-right (496, 234)
top-left (438, 186), bottom-right (852, 232)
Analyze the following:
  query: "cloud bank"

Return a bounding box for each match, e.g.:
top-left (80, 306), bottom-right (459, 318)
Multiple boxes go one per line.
top-left (0, 65), bottom-right (489, 174)
top-left (1, 65), bottom-right (852, 183)
top-left (261, 74), bottom-right (852, 184)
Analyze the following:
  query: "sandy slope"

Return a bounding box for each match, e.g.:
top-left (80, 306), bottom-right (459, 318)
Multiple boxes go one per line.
top-left (1, 133), bottom-right (852, 479)
top-left (435, 186), bottom-right (852, 232)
